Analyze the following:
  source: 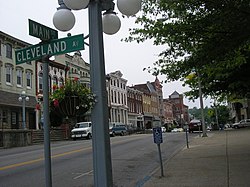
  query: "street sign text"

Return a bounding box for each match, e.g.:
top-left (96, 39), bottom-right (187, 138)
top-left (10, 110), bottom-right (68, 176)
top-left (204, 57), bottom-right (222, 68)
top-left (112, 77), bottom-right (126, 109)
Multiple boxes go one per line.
top-left (15, 34), bottom-right (84, 64)
top-left (29, 19), bottom-right (58, 40)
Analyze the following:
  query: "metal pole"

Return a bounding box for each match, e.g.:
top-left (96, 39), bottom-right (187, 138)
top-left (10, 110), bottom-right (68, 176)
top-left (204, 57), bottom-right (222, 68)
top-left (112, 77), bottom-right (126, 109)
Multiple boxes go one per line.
top-left (185, 128), bottom-right (189, 149)
top-left (88, 1), bottom-right (113, 187)
top-left (198, 74), bottom-right (207, 137)
top-left (22, 97), bottom-right (26, 129)
top-left (214, 100), bottom-right (219, 128)
top-left (157, 144), bottom-right (164, 177)
top-left (43, 57), bottom-right (52, 187)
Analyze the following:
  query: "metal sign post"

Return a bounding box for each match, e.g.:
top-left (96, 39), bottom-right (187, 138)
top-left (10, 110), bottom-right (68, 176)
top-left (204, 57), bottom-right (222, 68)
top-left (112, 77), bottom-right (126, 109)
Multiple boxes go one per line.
top-left (153, 127), bottom-right (164, 177)
top-left (184, 124), bottom-right (189, 149)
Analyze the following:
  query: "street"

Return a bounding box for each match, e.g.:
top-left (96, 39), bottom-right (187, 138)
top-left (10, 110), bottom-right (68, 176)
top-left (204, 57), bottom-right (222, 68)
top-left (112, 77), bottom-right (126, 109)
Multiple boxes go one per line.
top-left (0, 132), bottom-right (195, 187)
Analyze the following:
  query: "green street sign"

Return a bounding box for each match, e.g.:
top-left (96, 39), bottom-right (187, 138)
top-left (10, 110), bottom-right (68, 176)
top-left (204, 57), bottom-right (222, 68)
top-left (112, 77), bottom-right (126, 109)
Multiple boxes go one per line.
top-left (29, 19), bottom-right (58, 40)
top-left (15, 34), bottom-right (84, 64)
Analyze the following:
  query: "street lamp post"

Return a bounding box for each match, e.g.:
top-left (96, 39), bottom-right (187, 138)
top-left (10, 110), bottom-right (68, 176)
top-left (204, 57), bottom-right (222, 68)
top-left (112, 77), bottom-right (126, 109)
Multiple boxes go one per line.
top-left (18, 91), bottom-right (29, 129)
top-left (53, 1), bottom-right (141, 186)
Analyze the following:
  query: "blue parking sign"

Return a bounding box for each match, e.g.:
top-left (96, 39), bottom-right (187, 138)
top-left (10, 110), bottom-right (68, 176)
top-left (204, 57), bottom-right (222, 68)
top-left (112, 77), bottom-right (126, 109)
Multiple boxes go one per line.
top-left (153, 127), bottom-right (163, 144)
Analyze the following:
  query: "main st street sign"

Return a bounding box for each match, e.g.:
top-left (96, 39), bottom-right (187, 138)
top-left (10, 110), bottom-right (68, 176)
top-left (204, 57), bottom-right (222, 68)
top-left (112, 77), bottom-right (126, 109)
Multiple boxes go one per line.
top-left (15, 34), bottom-right (84, 64)
top-left (29, 19), bottom-right (58, 40)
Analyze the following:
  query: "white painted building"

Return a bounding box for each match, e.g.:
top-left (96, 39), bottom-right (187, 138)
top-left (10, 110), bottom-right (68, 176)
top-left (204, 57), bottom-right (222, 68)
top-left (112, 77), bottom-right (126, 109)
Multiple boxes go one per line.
top-left (106, 71), bottom-right (128, 125)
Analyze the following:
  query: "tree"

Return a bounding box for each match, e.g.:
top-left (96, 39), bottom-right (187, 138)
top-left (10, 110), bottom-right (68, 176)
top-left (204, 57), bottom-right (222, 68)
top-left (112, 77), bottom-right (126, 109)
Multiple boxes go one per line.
top-left (125, 0), bottom-right (250, 100)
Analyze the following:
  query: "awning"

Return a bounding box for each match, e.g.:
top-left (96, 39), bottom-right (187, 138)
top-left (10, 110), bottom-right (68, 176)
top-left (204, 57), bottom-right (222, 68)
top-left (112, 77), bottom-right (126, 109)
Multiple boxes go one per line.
top-left (0, 90), bottom-right (37, 108)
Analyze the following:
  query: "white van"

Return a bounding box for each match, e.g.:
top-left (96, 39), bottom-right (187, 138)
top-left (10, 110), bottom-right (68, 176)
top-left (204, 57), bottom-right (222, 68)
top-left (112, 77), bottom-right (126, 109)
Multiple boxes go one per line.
top-left (71, 122), bottom-right (92, 140)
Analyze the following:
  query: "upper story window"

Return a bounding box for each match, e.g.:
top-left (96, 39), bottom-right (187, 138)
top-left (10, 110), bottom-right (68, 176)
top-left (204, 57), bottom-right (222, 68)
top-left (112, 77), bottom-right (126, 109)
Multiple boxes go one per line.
top-left (111, 90), bottom-right (114, 103)
top-left (6, 43), bottom-right (12, 59)
top-left (118, 92), bottom-right (120, 104)
top-left (16, 68), bottom-right (23, 87)
top-left (26, 71), bottom-right (32, 88)
top-left (5, 64), bottom-right (13, 85)
top-left (38, 72), bottom-right (43, 92)
top-left (114, 91), bottom-right (117, 103)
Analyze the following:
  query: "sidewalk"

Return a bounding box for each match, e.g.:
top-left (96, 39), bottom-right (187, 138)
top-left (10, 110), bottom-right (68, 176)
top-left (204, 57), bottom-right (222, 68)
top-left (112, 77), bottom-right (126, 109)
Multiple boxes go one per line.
top-left (143, 128), bottom-right (250, 187)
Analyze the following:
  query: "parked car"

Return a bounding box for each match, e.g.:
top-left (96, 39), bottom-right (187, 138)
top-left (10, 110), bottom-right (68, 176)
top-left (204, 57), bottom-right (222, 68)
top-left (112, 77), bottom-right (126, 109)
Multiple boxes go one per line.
top-left (232, 119), bottom-right (250, 129)
top-left (171, 128), bottom-right (183, 133)
top-left (109, 123), bottom-right (116, 137)
top-left (71, 122), bottom-right (92, 140)
top-left (111, 126), bottom-right (128, 136)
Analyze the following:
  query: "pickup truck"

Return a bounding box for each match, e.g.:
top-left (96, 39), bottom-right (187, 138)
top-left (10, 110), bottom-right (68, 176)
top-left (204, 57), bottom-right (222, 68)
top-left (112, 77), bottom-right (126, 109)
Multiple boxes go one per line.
top-left (71, 122), bottom-right (92, 140)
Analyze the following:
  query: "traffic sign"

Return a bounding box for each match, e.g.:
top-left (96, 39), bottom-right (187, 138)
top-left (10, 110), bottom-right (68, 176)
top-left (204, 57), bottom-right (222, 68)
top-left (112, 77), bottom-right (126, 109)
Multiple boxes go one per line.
top-left (29, 19), bottom-right (58, 40)
top-left (153, 127), bottom-right (163, 144)
top-left (15, 34), bottom-right (84, 64)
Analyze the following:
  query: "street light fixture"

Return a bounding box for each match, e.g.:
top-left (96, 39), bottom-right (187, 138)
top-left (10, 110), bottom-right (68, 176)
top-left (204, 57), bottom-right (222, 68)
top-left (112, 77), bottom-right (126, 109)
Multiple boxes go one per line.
top-left (18, 91), bottom-right (29, 129)
top-left (53, 0), bottom-right (141, 187)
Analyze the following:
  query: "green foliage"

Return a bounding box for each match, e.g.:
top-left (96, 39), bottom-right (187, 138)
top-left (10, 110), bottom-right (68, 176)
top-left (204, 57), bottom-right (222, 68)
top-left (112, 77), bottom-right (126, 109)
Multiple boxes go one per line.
top-left (126, 0), bottom-right (250, 100)
top-left (189, 105), bottom-right (230, 125)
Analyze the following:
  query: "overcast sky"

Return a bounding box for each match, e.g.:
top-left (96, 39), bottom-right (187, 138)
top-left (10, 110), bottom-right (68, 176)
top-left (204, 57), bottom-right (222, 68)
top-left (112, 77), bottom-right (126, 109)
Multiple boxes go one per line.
top-left (0, 1), bottom-right (211, 108)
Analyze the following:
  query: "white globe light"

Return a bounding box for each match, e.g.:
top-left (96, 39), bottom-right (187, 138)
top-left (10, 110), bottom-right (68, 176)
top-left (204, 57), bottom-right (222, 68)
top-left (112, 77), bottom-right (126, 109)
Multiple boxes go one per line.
top-left (63, 0), bottom-right (89, 10)
top-left (117, 0), bottom-right (141, 17)
top-left (53, 9), bottom-right (75, 32)
top-left (18, 97), bottom-right (22, 102)
top-left (102, 13), bottom-right (121, 35)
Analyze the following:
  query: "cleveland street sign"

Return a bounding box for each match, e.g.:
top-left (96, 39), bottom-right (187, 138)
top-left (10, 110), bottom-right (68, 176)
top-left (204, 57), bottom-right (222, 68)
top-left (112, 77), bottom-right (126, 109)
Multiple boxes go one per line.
top-left (15, 34), bottom-right (84, 64)
top-left (29, 19), bottom-right (58, 40)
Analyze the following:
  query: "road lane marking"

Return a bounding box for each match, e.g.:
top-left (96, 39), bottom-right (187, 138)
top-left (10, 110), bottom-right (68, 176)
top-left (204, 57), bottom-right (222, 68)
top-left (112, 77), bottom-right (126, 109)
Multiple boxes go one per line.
top-left (0, 157), bottom-right (44, 171)
top-left (0, 147), bottom-right (91, 171)
top-left (73, 170), bottom-right (93, 179)
top-left (0, 134), bottom-right (149, 171)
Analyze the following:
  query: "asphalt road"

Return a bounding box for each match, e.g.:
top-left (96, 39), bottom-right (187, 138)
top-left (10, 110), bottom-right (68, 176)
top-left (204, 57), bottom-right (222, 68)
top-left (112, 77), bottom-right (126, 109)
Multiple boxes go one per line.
top-left (0, 132), bottom-right (195, 187)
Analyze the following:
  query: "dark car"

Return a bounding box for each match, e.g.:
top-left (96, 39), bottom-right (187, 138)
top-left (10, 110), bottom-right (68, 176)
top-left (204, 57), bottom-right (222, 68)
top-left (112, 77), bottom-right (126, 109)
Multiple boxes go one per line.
top-left (111, 126), bottom-right (128, 136)
top-left (189, 119), bottom-right (202, 133)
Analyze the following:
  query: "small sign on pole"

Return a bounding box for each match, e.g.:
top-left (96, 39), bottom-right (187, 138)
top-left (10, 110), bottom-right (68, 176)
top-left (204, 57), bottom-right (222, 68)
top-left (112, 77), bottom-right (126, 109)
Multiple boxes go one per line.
top-left (153, 127), bottom-right (163, 144)
top-left (152, 127), bottom-right (164, 177)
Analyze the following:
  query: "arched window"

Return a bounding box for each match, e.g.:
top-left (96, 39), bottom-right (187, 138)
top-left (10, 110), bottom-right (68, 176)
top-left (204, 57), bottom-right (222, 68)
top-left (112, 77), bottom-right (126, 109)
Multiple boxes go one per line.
top-left (26, 70), bottom-right (32, 88)
top-left (5, 64), bottom-right (13, 85)
top-left (16, 68), bottom-right (23, 87)
top-left (6, 43), bottom-right (12, 59)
